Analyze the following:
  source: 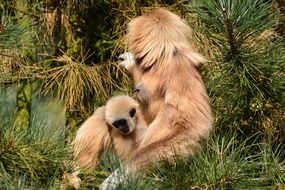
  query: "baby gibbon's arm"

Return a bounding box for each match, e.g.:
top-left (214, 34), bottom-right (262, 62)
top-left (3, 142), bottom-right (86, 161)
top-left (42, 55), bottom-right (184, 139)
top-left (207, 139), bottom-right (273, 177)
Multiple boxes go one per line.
top-left (73, 107), bottom-right (111, 169)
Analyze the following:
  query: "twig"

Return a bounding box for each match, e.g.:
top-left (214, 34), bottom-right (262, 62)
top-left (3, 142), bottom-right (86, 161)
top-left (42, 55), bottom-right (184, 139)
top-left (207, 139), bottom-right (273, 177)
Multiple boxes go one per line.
top-left (222, 7), bottom-right (239, 62)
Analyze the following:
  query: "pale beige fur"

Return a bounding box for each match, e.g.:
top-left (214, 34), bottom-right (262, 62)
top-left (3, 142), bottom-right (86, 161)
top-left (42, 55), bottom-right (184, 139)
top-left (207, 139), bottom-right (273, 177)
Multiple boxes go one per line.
top-left (73, 95), bottom-right (147, 169)
top-left (122, 8), bottom-right (213, 170)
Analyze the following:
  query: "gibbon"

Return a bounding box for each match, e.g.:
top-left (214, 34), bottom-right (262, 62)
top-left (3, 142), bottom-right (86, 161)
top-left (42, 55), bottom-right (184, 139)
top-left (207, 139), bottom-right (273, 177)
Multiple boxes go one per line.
top-left (119, 7), bottom-right (213, 170)
top-left (72, 95), bottom-right (147, 169)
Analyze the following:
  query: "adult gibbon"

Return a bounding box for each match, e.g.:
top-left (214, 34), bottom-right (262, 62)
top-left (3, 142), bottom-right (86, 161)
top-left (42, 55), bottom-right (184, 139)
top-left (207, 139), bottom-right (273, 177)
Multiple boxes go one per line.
top-left (119, 7), bottom-right (213, 170)
top-left (72, 95), bottom-right (147, 169)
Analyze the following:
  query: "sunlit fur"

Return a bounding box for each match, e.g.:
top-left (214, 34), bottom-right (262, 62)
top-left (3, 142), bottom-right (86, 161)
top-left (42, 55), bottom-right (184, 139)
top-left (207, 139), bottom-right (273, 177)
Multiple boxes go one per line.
top-left (72, 95), bottom-right (147, 169)
top-left (124, 8), bottom-right (213, 170)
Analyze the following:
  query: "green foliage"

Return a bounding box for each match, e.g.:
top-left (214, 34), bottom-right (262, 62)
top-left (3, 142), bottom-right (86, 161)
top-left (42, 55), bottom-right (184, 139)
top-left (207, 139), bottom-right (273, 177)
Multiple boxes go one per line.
top-left (75, 134), bottom-right (285, 190)
top-left (189, 0), bottom-right (285, 139)
top-left (0, 91), bottom-right (69, 189)
top-left (0, 0), bottom-right (191, 118)
top-left (2, 113), bottom-right (285, 190)
top-left (39, 52), bottom-right (116, 114)
top-left (0, 17), bottom-right (31, 51)
top-left (0, 10), bottom-right (33, 84)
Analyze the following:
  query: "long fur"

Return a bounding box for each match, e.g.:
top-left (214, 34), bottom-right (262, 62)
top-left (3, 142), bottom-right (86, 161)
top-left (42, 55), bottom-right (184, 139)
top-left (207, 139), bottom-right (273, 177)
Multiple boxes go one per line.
top-left (72, 95), bottom-right (147, 169)
top-left (123, 8), bottom-right (213, 170)
top-left (73, 106), bottom-right (110, 169)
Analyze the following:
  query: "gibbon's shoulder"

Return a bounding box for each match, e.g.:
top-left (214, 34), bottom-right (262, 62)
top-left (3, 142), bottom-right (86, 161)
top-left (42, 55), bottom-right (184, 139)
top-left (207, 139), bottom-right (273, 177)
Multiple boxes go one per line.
top-left (75, 106), bottom-right (107, 134)
top-left (92, 106), bottom-right (106, 118)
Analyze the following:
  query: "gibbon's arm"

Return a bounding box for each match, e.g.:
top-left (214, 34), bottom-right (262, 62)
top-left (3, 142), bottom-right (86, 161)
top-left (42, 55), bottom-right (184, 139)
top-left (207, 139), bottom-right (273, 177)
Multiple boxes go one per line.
top-left (133, 77), bottom-right (212, 170)
top-left (118, 52), bottom-right (149, 104)
top-left (132, 101), bottom-right (189, 170)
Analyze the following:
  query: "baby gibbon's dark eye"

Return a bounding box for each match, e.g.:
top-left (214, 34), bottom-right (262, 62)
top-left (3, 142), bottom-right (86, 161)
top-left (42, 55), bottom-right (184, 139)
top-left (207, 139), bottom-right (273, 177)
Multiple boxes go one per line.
top-left (129, 108), bottom-right (136, 118)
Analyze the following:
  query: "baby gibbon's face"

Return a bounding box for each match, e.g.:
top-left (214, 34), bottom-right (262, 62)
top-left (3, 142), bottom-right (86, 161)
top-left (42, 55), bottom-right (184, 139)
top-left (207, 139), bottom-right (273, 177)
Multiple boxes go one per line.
top-left (105, 96), bottom-right (139, 135)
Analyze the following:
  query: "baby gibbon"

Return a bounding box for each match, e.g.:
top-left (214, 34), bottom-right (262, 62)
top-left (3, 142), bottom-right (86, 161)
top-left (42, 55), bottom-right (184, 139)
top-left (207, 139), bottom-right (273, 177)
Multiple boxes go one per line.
top-left (72, 95), bottom-right (147, 169)
top-left (119, 8), bottom-right (213, 170)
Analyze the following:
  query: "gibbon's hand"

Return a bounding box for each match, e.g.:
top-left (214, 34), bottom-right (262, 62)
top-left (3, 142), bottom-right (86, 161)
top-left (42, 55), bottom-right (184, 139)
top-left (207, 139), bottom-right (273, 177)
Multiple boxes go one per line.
top-left (118, 52), bottom-right (136, 70)
top-left (133, 83), bottom-right (150, 104)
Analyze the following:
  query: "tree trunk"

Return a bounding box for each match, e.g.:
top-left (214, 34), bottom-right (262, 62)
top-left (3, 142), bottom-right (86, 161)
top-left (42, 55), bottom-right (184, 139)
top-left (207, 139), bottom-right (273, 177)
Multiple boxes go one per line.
top-left (14, 81), bottom-right (32, 132)
top-left (13, 0), bottom-right (33, 132)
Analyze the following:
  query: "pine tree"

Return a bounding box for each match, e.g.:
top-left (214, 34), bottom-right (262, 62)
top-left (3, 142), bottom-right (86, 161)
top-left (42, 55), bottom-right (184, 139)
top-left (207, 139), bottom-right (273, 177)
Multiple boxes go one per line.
top-left (189, 0), bottom-right (285, 141)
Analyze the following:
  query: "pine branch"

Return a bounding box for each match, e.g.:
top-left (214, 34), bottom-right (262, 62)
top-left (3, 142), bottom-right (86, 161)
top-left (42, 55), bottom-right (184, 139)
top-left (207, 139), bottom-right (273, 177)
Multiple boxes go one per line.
top-left (189, 0), bottom-right (285, 137)
top-left (221, 6), bottom-right (239, 62)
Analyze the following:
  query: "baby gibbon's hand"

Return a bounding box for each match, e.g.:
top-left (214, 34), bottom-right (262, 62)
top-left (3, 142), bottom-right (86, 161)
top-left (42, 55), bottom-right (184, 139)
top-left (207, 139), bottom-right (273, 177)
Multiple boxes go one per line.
top-left (118, 52), bottom-right (136, 70)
